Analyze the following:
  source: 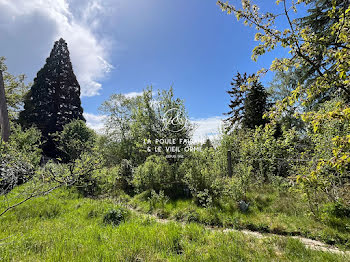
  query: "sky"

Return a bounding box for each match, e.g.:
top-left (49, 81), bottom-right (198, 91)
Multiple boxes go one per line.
top-left (0, 0), bottom-right (308, 142)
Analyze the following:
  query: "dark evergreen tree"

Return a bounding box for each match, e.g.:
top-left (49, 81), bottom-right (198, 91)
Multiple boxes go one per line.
top-left (19, 38), bottom-right (85, 157)
top-left (225, 72), bottom-right (268, 131)
top-left (224, 72), bottom-right (247, 131)
top-left (201, 138), bottom-right (213, 150)
top-left (243, 79), bottom-right (268, 129)
top-left (300, 0), bottom-right (347, 36)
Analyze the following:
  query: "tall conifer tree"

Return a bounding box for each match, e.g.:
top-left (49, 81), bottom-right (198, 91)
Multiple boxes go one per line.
top-left (224, 72), bottom-right (247, 131)
top-left (19, 38), bottom-right (85, 157)
top-left (225, 72), bottom-right (268, 131)
top-left (243, 80), bottom-right (268, 129)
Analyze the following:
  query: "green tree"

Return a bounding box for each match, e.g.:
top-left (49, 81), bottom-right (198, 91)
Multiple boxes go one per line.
top-left (53, 120), bottom-right (96, 163)
top-left (100, 86), bottom-right (192, 165)
top-left (132, 86), bottom-right (193, 164)
top-left (224, 72), bottom-right (247, 131)
top-left (217, 0), bottom-right (350, 209)
top-left (217, 0), bottom-right (350, 104)
top-left (19, 38), bottom-right (85, 157)
top-left (225, 72), bottom-right (268, 131)
top-left (99, 93), bottom-right (138, 165)
top-left (296, 0), bottom-right (350, 105)
top-left (243, 78), bottom-right (269, 129)
top-left (268, 69), bottom-right (305, 131)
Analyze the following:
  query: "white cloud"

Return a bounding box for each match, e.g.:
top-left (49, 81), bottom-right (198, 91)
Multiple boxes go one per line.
top-left (191, 116), bottom-right (224, 144)
top-left (84, 112), bottom-right (106, 133)
top-left (0, 0), bottom-right (114, 97)
top-left (124, 91), bottom-right (144, 98)
top-left (123, 91), bottom-right (160, 99)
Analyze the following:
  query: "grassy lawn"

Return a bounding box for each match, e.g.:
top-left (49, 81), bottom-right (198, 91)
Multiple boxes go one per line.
top-left (0, 188), bottom-right (349, 261)
top-left (128, 185), bottom-right (350, 250)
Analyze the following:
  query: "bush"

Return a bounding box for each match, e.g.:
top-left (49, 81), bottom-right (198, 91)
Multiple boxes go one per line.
top-left (148, 190), bottom-right (169, 211)
top-left (293, 100), bottom-right (350, 216)
top-left (172, 207), bottom-right (200, 223)
top-left (103, 207), bottom-right (129, 226)
top-left (8, 124), bottom-right (42, 166)
top-left (181, 148), bottom-right (228, 207)
top-left (0, 154), bottom-right (35, 194)
top-left (326, 202), bottom-right (350, 218)
top-left (53, 120), bottom-right (96, 162)
top-left (226, 125), bottom-right (302, 183)
top-left (0, 124), bottom-right (41, 194)
top-left (73, 153), bottom-right (103, 197)
top-left (229, 163), bottom-right (253, 201)
top-left (44, 153), bottom-right (103, 197)
top-left (132, 155), bottom-right (173, 193)
top-left (239, 126), bottom-right (281, 182)
top-left (117, 159), bottom-right (134, 193)
top-left (92, 161), bottom-right (135, 197)
top-left (92, 166), bottom-right (119, 196)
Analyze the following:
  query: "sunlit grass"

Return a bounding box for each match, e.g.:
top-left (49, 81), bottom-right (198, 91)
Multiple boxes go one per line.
top-left (129, 185), bottom-right (350, 249)
top-left (0, 187), bottom-right (348, 261)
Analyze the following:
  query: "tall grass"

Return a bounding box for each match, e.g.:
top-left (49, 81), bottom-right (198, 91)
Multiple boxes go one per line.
top-left (130, 184), bottom-right (350, 249)
top-left (0, 187), bottom-right (348, 261)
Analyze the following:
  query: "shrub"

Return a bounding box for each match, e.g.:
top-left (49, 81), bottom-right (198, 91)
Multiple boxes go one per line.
top-left (239, 126), bottom-right (280, 182)
top-left (148, 190), bottom-right (169, 211)
top-left (97, 135), bottom-right (134, 167)
top-left (227, 125), bottom-right (302, 183)
top-left (73, 153), bottom-right (103, 197)
top-left (229, 162), bottom-right (253, 201)
top-left (293, 100), bottom-right (350, 216)
top-left (181, 148), bottom-right (227, 207)
top-left (44, 153), bottom-right (103, 197)
top-left (324, 202), bottom-right (350, 219)
top-left (93, 160), bottom-right (134, 196)
top-left (90, 167), bottom-right (114, 195)
top-left (132, 155), bottom-right (173, 193)
top-left (103, 207), bottom-right (129, 226)
top-left (8, 124), bottom-right (42, 166)
top-left (172, 207), bottom-right (200, 223)
top-left (53, 120), bottom-right (96, 162)
top-left (0, 124), bottom-right (41, 194)
top-left (117, 159), bottom-right (134, 193)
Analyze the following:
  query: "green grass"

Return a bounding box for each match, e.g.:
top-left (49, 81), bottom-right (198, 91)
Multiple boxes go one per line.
top-left (129, 185), bottom-right (350, 249)
top-left (0, 187), bottom-right (348, 261)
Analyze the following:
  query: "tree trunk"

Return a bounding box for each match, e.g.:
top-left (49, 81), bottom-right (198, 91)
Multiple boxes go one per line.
top-left (0, 69), bottom-right (10, 142)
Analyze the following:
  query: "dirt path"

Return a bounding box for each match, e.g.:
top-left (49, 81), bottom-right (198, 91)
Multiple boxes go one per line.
top-left (125, 205), bottom-right (350, 256)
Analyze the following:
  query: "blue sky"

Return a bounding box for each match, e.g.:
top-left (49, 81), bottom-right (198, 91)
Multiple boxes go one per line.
top-left (82, 0), bottom-right (290, 118)
top-left (0, 0), bottom-right (308, 141)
